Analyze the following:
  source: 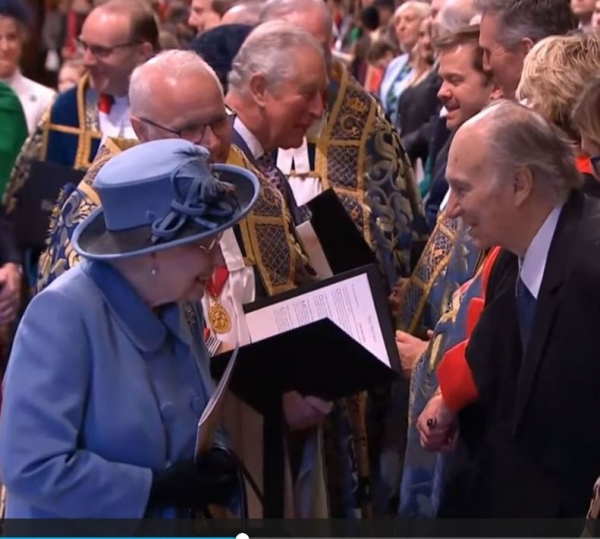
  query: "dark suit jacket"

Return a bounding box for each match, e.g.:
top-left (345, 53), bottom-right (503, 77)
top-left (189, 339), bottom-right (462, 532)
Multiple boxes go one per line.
top-left (439, 190), bottom-right (600, 520)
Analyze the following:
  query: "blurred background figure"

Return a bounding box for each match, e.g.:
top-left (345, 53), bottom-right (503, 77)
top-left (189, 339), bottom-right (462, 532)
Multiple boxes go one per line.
top-left (0, 82), bottom-right (26, 198)
top-left (188, 0), bottom-right (221, 34)
top-left (0, 0), bottom-right (55, 133)
top-left (572, 0), bottom-right (595, 31)
top-left (56, 57), bottom-right (84, 92)
top-left (189, 23), bottom-right (253, 93)
top-left (379, 1), bottom-right (430, 123)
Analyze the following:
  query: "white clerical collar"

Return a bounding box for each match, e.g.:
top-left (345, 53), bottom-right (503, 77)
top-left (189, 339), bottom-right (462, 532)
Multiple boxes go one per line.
top-left (233, 117), bottom-right (265, 160)
top-left (520, 206), bottom-right (562, 299)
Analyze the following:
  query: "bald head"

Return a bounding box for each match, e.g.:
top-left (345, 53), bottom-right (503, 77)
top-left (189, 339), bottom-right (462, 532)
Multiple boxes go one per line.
top-left (92, 0), bottom-right (160, 50)
top-left (258, 0), bottom-right (333, 47)
top-left (130, 50), bottom-right (222, 118)
top-left (128, 50), bottom-right (231, 162)
top-left (221, 2), bottom-right (262, 25)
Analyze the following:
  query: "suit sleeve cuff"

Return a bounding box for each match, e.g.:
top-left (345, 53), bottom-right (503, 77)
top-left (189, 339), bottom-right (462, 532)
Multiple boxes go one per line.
top-left (437, 340), bottom-right (478, 413)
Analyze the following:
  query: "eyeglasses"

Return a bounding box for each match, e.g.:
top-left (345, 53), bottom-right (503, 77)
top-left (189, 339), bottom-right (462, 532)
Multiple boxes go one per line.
top-left (198, 233), bottom-right (223, 253)
top-left (139, 112), bottom-right (237, 143)
top-left (76, 37), bottom-right (141, 59)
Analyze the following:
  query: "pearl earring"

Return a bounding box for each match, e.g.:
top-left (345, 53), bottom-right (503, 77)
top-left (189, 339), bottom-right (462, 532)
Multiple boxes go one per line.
top-left (150, 266), bottom-right (159, 276)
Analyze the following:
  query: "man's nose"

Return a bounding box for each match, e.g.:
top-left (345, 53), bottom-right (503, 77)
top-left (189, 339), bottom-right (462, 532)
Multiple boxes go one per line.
top-left (196, 127), bottom-right (221, 157)
top-left (82, 47), bottom-right (97, 66)
top-left (444, 190), bottom-right (460, 218)
top-left (437, 81), bottom-right (451, 102)
top-left (309, 91), bottom-right (325, 118)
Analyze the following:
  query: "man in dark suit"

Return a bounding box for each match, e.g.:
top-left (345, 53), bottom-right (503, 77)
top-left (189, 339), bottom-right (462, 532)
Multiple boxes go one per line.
top-left (417, 99), bottom-right (600, 520)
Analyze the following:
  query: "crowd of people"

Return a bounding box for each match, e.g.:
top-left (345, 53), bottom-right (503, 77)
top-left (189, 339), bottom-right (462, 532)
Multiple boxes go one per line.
top-left (0, 0), bottom-right (599, 528)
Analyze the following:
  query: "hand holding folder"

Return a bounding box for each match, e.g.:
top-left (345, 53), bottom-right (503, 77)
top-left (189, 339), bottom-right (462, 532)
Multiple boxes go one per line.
top-left (211, 264), bottom-right (400, 415)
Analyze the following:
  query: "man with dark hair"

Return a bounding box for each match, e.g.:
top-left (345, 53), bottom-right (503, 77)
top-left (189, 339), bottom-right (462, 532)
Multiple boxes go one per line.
top-left (189, 23), bottom-right (253, 93)
top-left (475, 0), bottom-right (577, 98)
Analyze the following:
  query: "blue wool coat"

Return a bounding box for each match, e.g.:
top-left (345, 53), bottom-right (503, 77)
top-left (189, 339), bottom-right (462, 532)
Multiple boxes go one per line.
top-left (0, 259), bottom-right (233, 518)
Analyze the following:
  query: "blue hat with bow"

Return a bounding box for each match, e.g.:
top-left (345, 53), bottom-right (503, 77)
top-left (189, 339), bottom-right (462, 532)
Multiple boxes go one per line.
top-left (71, 139), bottom-right (260, 260)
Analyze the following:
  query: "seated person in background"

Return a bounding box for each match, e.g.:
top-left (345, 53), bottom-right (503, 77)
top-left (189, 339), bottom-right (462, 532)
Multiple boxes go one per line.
top-left (0, 139), bottom-right (258, 518)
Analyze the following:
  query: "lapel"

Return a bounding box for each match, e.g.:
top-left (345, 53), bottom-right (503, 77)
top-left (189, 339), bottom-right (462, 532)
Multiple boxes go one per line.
top-left (512, 190), bottom-right (585, 433)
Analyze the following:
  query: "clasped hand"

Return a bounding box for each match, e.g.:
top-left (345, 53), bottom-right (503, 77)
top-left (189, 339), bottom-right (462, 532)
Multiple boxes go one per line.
top-left (149, 447), bottom-right (238, 511)
top-left (416, 393), bottom-right (458, 452)
top-left (283, 391), bottom-right (333, 431)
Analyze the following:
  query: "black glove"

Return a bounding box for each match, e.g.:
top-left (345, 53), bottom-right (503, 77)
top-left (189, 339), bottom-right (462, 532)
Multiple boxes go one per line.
top-left (148, 447), bottom-right (238, 511)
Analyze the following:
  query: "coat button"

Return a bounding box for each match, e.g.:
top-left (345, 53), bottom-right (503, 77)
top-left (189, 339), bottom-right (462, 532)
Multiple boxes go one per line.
top-left (160, 402), bottom-right (176, 420)
top-left (191, 396), bottom-right (206, 414)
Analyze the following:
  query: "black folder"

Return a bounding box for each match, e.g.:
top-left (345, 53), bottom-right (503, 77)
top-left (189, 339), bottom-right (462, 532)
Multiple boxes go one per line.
top-left (210, 264), bottom-right (400, 415)
top-left (305, 188), bottom-right (376, 275)
top-left (12, 159), bottom-right (86, 251)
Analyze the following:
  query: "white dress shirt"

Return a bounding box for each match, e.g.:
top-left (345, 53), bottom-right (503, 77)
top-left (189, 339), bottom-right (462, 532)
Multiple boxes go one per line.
top-left (276, 117), bottom-right (326, 206)
top-left (520, 206), bottom-right (562, 299)
top-left (201, 118), bottom-right (258, 351)
top-left (2, 71), bottom-right (55, 134)
top-left (234, 117), bottom-right (264, 159)
top-left (277, 139), bottom-right (323, 206)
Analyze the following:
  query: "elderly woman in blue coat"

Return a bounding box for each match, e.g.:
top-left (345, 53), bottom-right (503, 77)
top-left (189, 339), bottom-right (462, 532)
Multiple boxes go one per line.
top-left (0, 138), bottom-right (260, 518)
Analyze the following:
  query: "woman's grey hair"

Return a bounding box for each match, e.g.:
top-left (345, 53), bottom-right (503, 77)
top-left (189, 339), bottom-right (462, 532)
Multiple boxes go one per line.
top-left (478, 99), bottom-right (582, 203)
top-left (228, 20), bottom-right (325, 96)
top-left (129, 50), bottom-right (222, 117)
top-left (393, 1), bottom-right (431, 23)
top-left (258, 0), bottom-right (333, 34)
top-left (437, 0), bottom-right (480, 37)
top-left (473, 0), bottom-right (576, 50)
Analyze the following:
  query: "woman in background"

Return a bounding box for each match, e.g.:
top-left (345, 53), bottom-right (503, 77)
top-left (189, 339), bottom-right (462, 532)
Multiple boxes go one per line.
top-left (0, 0), bottom-right (55, 133)
top-left (379, 1), bottom-right (430, 123)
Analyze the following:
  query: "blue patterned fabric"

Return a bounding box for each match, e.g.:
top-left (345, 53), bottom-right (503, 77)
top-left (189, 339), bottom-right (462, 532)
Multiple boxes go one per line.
top-left (398, 226), bottom-right (483, 517)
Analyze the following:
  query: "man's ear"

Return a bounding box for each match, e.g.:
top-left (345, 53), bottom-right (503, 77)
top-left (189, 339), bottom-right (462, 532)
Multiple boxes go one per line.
top-left (249, 73), bottom-right (268, 108)
top-left (130, 115), bottom-right (151, 141)
top-left (513, 166), bottom-right (534, 207)
top-left (520, 36), bottom-right (535, 57)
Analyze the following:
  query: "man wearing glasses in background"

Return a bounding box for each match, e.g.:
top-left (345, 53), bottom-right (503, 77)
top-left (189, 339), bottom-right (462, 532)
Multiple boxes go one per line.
top-left (2, 0), bottom-right (158, 296)
top-left (4, 0), bottom-right (159, 211)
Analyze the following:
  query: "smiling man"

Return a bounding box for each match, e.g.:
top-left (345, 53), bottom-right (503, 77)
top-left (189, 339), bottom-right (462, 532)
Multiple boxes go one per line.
top-left (2, 0), bottom-right (158, 295)
top-left (416, 100), bottom-right (600, 520)
top-left (225, 20), bottom-right (328, 224)
top-left (4, 0), bottom-right (158, 212)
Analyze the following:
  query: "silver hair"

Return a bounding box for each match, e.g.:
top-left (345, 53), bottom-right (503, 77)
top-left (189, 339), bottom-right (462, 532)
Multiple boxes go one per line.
top-left (228, 20), bottom-right (325, 96)
top-left (258, 0), bottom-right (333, 36)
top-left (437, 0), bottom-right (480, 37)
top-left (474, 99), bottom-right (582, 203)
top-left (129, 50), bottom-right (223, 117)
top-left (393, 1), bottom-right (431, 23)
top-left (473, 0), bottom-right (576, 50)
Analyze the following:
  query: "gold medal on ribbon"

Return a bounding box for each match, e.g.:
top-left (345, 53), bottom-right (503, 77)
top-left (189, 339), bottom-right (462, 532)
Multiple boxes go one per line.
top-left (209, 302), bottom-right (231, 334)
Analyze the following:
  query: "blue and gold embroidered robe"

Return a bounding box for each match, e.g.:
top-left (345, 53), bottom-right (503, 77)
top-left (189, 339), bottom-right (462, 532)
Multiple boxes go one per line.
top-left (279, 62), bottom-right (426, 519)
top-left (397, 222), bottom-right (486, 518)
top-left (3, 73), bottom-right (103, 215)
